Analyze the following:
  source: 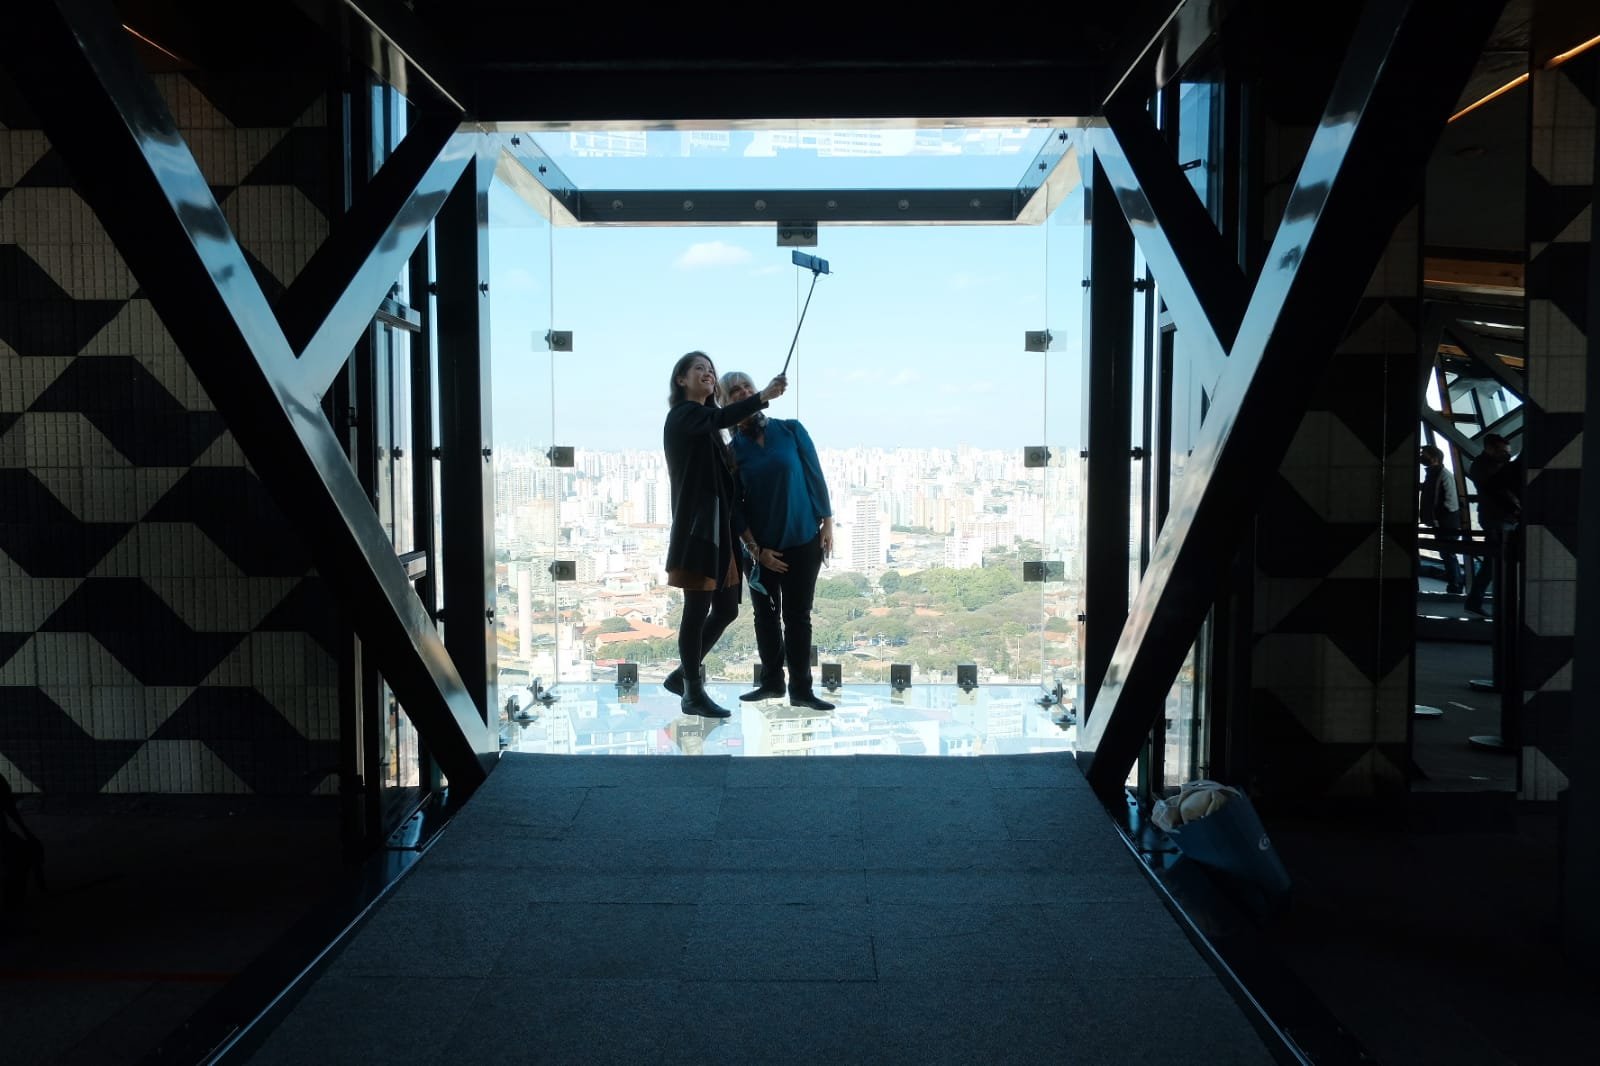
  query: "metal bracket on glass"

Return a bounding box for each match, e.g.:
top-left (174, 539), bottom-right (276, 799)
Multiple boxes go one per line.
top-left (616, 662), bottom-right (638, 694)
top-left (777, 222), bottom-right (817, 246)
top-left (890, 664), bottom-right (911, 693)
top-left (546, 445), bottom-right (574, 467)
top-left (957, 664), bottom-right (978, 693)
top-left (507, 692), bottom-right (540, 724)
top-left (1024, 330), bottom-right (1054, 352)
top-left (1024, 446), bottom-right (1051, 468)
top-left (1023, 561), bottom-right (1065, 582)
top-left (549, 560), bottom-right (576, 581)
top-left (821, 663), bottom-right (842, 692)
top-left (376, 295), bottom-right (422, 333)
top-left (537, 329), bottom-right (573, 351)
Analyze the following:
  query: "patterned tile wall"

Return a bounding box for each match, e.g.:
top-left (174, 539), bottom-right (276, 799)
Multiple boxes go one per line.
top-left (1247, 123), bottom-right (1420, 808)
top-left (1519, 52), bottom-right (1595, 801)
top-left (0, 67), bottom-right (341, 795)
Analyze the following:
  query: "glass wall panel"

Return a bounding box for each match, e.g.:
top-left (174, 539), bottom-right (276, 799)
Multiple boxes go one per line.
top-left (372, 85), bottom-right (422, 803)
top-left (485, 128), bottom-right (1084, 754)
top-left (1131, 247), bottom-right (1150, 596)
top-left (1045, 161), bottom-right (1086, 721)
top-left (1177, 78), bottom-right (1224, 227)
top-left (487, 178), bottom-right (556, 749)
top-left (1154, 321), bottom-right (1221, 791)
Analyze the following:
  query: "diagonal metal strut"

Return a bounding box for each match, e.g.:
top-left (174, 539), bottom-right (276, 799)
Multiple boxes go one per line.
top-left (1077, 0), bottom-right (1510, 797)
top-left (4, 0), bottom-right (493, 791)
top-left (1093, 95), bottom-right (1248, 364)
top-left (278, 108), bottom-right (476, 399)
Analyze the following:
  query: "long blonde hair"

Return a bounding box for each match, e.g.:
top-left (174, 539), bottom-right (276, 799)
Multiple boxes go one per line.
top-left (717, 370), bottom-right (755, 405)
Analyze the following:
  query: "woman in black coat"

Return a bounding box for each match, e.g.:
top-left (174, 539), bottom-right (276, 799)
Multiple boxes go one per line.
top-left (662, 351), bottom-right (786, 717)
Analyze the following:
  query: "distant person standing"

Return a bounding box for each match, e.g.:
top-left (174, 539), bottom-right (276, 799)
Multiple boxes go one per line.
top-left (1465, 433), bottom-right (1521, 617)
top-left (662, 352), bottom-right (786, 718)
top-left (1419, 444), bottom-right (1464, 593)
top-left (719, 370), bottom-right (836, 711)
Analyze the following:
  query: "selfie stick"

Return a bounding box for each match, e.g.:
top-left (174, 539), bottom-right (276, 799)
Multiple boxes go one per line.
top-left (780, 250), bottom-right (830, 377)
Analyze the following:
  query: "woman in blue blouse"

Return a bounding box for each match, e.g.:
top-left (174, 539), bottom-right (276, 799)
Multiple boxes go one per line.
top-left (719, 370), bottom-right (835, 711)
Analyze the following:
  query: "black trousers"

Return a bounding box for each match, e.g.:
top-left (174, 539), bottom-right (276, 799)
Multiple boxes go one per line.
top-left (750, 534), bottom-right (824, 696)
top-left (1434, 508), bottom-right (1463, 589)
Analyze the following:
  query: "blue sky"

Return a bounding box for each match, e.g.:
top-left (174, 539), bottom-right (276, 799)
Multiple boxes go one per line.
top-left (485, 138), bottom-right (1089, 453)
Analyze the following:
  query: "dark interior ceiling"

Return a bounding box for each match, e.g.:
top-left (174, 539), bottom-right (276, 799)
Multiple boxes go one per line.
top-left (97, 0), bottom-right (1559, 270)
top-left (398, 0), bottom-right (1163, 124)
top-left (114, 0), bottom-right (1180, 123)
top-left (112, 0), bottom-right (1548, 128)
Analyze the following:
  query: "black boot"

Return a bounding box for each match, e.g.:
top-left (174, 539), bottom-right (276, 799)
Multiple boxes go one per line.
top-left (789, 690), bottom-right (835, 711)
top-left (681, 673), bottom-right (731, 718)
top-left (663, 667), bottom-right (685, 696)
top-left (740, 672), bottom-right (786, 702)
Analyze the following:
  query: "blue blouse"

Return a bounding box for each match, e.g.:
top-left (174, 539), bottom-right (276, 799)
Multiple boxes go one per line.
top-left (729, 419), bottom-right (832, 550)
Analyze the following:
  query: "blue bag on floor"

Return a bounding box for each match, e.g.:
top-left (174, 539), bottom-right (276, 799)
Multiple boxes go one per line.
top-left (1154, 781), bottom-right (1292, 899)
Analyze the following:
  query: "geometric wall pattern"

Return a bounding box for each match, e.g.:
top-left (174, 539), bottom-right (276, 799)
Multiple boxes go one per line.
top-left (0, 69), bottom-right (340, 795)
top-left (1249, 178), bottom-right (1422, 812)
top-left (1519, 53), bottom-right (1595, 802)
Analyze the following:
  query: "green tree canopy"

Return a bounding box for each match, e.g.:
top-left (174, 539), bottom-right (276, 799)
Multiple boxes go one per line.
top-left (816, 574), bottom-right (869, 599)
top-left (908, 565), bottom-right (1024, 611)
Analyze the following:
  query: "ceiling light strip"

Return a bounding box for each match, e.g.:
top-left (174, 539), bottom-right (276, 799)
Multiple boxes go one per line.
top-left (1449, 31), bottom-right (1600, 124)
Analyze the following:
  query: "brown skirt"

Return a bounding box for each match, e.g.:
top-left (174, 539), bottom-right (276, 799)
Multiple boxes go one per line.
top-left (666, 552), bottom-right (740, 592)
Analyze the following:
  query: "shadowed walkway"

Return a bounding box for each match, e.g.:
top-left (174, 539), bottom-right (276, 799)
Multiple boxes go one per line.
top-left (242, 753), bottom-right (1279, 1065)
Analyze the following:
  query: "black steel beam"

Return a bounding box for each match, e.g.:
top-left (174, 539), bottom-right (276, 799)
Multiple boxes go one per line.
top-left (277, 108), bottom-right (472, 399)
top-left (1077, 0), bottom-right (1508, 798)
top-left (1094, 96), bottom-right (1248, 365)
top-left (1081, 153), bottom-right (1136, 716)
top-left (3, 0), bottom-right (491, 791)
top-left (1442, 319), bottom-right (1527, 398)
top-left (435, 150), bottom-right (497, 720)
top-left (569, 188), bottom-right (1028, 226)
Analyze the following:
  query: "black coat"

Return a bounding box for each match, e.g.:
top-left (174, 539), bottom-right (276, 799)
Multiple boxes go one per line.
top-left (664, 392), bottom-right (768, 585)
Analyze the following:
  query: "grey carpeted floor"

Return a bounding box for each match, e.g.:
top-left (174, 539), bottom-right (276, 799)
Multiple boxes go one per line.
top-left (242, 753), bottom-right (1278, 1065)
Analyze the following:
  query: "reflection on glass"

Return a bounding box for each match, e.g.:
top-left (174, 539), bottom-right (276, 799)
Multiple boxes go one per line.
top-left (1161, 636), bottom-right (1206, 791)
top-left (521, 128), bottom-right (1055, 191)
top-left (373, 82), bottom-right (421, 805)
top-left (1177, 80), bottom-right (1223, 227)
top-left (497, 683), bottom-right (1075, 757)
top-left (385, 691), bottom-right (421, 789)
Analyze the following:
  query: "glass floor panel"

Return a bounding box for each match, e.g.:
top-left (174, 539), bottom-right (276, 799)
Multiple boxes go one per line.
top-left (499, 683), bottom-right (1077, 758)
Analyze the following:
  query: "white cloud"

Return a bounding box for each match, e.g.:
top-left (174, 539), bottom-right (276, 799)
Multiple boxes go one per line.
top-left (675, 241), bottom-right (753, 269)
